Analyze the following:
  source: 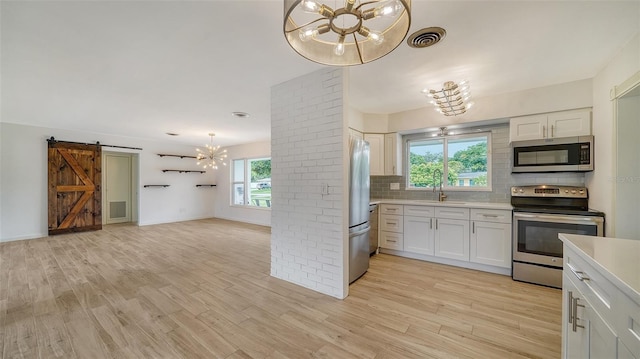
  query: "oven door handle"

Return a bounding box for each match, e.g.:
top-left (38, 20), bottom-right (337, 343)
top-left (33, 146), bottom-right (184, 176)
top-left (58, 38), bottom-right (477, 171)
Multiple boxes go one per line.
top-left (514, 212), bottom-right (604, 225)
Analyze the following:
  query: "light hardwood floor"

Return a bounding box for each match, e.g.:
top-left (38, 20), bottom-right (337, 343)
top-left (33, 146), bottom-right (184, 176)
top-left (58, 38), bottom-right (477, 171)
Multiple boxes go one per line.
top-left (0, 218), bottom-right (562, 358)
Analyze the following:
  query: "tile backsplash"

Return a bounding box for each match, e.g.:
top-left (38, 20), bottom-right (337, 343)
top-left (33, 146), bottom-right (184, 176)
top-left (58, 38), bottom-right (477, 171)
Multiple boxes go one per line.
top-left (370, 124), bottom-right (585, 203)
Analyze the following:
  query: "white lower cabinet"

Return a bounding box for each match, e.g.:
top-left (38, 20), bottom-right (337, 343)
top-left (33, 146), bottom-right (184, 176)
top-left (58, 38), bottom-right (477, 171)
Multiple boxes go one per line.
top-left (470, 209), bottom-right (512, 268)
top-left (562, 242), bottom-right (640, 359)
top-left (378, 203), bottom-right (512, 275)
top-left (380, 231), bottom-right (403, 250)
top-left (404, 215), bottom-right (435, 255)
top-left (563, 273), bottom-right (618, 359)
top-left (379, 205), bottom-right (404, 250)
top-left (563, 276), bottom-right (590, 359)
top-left (403, 205), bottom-right (435, 255)
top-left (434, 218), bottom-right (470, 261)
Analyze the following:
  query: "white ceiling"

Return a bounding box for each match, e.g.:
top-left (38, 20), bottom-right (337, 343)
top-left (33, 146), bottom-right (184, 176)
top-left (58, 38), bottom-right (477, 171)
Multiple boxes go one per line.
top-left (2, 1), bottom-right (638, 147)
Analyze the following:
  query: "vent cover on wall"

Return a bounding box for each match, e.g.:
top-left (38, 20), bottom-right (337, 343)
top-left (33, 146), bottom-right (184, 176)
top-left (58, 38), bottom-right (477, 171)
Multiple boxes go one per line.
top-left (110, 201), bottom-right (126, 219)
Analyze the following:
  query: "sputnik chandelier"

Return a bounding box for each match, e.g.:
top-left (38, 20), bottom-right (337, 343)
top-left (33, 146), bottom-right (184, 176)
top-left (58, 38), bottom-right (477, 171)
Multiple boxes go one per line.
top-left (196, 133), bottom-right (227, 170)
top-left (284, 0), bottom-right (411, 66)
top-left (424, 80), bottom-right (474, 117)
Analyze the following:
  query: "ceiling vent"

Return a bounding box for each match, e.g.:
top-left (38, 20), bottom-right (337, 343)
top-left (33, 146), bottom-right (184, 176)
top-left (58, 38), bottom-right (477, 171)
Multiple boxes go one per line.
top-left (407, 27), bottom-right (446, 48)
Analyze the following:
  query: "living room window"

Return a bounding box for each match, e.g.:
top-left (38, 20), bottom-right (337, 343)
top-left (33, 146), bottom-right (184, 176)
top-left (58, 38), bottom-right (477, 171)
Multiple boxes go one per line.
top-left (406, 132), bottom-right (491, 191)
top-left (232, 157), bottom-right (271, 208)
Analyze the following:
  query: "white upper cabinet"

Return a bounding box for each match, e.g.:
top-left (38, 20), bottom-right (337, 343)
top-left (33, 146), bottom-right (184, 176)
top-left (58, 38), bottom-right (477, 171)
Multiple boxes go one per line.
top-left (547, 110), bottom-right (591, 138)
top-left (364, 133), bottom-right (384, 176)
top-left (510, 109), bottom-right (591, 142)
top-left (510, 114), bottom-right (547, 142)
top-left (384, 133), bottom-right (402, 176)
top-left (365, 132), bottom-right (402, 176)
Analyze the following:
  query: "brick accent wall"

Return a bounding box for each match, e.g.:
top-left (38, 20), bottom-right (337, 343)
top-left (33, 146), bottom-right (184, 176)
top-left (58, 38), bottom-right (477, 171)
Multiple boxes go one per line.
top-left (270, 68), bottom-right (348, 299)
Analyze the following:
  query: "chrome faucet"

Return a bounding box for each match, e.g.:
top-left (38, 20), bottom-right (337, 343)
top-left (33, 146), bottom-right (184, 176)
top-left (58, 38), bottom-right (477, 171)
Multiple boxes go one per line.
top-left (433, 169), bottom-right (447, 202)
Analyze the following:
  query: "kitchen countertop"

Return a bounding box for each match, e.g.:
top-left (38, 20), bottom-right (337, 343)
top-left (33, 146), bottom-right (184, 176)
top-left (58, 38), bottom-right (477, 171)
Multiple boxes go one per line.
top-left (559, 233), bottom-right (640, 303)
top-left (371, 198), bottom-right (512, 210)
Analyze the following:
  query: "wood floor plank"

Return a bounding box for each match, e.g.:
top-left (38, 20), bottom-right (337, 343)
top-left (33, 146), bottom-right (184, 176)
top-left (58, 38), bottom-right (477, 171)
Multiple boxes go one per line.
top-left (0, 218), bottom-right (562, 358)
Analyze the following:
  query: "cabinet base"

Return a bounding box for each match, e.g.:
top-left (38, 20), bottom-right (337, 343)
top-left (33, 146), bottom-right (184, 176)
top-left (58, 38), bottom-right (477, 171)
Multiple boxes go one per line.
top-left (379, 248), bottom-right (511, 276)
top-left (512, 261), bottom-right (562, 289)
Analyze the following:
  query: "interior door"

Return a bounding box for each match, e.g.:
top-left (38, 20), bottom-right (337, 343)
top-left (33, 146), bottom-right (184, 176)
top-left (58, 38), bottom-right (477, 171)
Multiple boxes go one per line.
top-left (105, 153), bottom-right (132, 224)
top-left (48, 140), bottom-right (102, 235)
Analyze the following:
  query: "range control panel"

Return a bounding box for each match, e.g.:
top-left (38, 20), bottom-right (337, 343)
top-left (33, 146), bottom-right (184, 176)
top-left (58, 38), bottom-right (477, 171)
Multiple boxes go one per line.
top-left (511, 185), bottom-right (588, 198)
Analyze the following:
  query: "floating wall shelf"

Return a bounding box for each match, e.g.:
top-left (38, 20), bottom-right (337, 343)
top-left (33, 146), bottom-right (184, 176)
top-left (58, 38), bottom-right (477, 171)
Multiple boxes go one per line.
top-left (144, 185), bottom-right (170, 188)
top-left (157, 154), bottom-right (198, 159)
top-left (196, 184), bottom-right (217, 187)
top-left (162, 170), bottom-right (206, 174)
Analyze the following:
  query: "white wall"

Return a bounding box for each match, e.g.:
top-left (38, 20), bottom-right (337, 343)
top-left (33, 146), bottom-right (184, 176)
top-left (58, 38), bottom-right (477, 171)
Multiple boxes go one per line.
top-left (212, 140), bottom-right (271, 226)
top-left (589, 33), bottom-right (640, 236)
top-left (0, 122), bottom-right (216, 242)
top-left (270, 68), bottom-right (349, 299)
top-left (364, 79), bottom-right (593, 133)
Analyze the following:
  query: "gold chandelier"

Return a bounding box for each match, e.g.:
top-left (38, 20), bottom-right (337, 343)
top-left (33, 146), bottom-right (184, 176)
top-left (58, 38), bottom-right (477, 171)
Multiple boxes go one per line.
top-left (284, 0), bottom-right (411, 66)
top-left (196, 133), bottom-right (227, 170)
top-left (424, 80), bottom-right (474, 117)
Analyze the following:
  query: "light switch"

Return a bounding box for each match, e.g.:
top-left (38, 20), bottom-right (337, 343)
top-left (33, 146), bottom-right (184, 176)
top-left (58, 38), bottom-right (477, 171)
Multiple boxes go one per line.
top-left (390, 183), bottom-right (400, 190)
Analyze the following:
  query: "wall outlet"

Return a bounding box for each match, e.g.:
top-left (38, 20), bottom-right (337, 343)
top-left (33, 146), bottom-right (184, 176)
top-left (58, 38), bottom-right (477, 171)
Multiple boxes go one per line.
top-left (390, 183), bottom-right (400, 190)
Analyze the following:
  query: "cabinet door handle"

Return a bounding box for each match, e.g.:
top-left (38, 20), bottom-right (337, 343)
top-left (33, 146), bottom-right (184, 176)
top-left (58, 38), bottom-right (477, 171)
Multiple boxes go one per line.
top-left (472, 222), bottom-right (475, 234)
top-left (435, 219), bottom-right (438, 230)
top-left (572, 297), bottom-right (585, 332)
top-left (430, 218), bottom-right (433, 229)
top-left (543, 125), bottom-right (546, 138)
top-left (551, 125), bottom-right (555, 137)
top-left (568, 291), bottom-right (574, 324)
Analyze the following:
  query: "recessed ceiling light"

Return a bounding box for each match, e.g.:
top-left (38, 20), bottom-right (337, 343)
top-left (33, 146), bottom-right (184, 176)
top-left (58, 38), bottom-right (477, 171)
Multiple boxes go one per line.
top-left (165, 132), bottom-right (179, 136)
top-left (232, 112), bottom-right (250, 118)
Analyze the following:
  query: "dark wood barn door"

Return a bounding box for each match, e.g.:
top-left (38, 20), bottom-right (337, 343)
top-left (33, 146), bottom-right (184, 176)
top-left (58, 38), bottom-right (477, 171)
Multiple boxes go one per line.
top-left (48, 140), bottom-right (102, 235)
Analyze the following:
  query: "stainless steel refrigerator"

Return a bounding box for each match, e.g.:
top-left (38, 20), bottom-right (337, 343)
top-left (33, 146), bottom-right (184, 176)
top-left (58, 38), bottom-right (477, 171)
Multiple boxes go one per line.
top-left (349, 137), bottom-right (370, 283)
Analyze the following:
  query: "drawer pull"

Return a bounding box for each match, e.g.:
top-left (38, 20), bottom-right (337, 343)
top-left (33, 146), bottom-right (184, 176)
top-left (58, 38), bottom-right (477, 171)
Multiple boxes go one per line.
top-left (567, 263), bottom-right (590, 282)
top-left (481, 214), bottom-right (499, 218)
top-left (387, 239), bottom-right (397, 243)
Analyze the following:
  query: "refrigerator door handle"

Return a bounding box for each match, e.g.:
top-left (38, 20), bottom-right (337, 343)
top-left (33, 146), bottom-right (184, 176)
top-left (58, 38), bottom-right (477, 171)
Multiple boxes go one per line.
top-left (349, 226), bottom-right (371, 237)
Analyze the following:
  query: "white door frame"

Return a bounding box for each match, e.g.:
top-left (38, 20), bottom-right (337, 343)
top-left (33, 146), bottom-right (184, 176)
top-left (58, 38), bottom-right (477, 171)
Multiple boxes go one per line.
top-left (102, 151), bottom-right (140, 225)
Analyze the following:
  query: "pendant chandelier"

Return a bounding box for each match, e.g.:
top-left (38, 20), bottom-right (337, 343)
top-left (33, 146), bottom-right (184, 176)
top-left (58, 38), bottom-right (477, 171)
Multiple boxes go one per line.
top-left (424, 80), bottom-right (474, 117)
top-left (284, 0), bottom-right (411, 66)
top-left (196, 133), bottom-right (227, 170)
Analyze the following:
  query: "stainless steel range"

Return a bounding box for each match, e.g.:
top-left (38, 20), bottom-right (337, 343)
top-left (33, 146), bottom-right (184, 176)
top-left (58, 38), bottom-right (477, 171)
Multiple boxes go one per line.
top-left (511, 185), bottom-right (604, 288)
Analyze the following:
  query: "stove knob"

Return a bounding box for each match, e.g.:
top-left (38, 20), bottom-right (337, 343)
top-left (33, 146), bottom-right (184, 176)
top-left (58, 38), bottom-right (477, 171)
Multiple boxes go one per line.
top-left (571, 190), bottom-right (577, 194)
top-left (512, 188), bottom-right (518, 193)
top-left (519, 189), bottom-right (524, 193)
top-left (565, 190), bottom-right (569, 193)
top-left (579, 190), bottom-right (585, 194)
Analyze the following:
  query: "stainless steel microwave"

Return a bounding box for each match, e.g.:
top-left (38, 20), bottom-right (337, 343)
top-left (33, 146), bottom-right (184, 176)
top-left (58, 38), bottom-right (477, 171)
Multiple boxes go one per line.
top-left (512, 135), bottom-right (593, 173)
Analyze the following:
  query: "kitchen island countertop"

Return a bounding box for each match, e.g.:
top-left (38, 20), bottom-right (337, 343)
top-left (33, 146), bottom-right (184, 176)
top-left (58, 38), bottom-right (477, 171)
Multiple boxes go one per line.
top-left (560, 233), bottom-right (640, 303)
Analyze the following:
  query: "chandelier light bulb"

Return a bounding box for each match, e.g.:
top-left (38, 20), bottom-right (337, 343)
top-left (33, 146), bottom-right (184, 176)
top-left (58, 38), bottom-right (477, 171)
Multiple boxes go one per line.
top-left (334, 35), bottom-right (346, 56)
top-left (375, 0), bottom-right (403, 18)
top-left (300, 0), bottom-right (321, 13)
top-left (299, 27), bottom-right (318, 42)
top-left (368, 30), bottom-right (384, 45)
